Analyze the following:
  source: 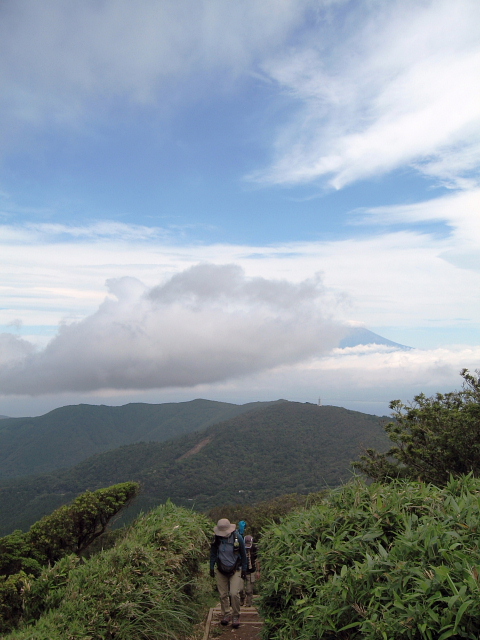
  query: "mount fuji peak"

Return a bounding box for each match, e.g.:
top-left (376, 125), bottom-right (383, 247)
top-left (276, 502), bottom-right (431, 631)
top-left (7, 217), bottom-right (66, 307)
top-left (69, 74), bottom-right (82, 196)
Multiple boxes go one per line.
top-left (338, 327), bottom-right (412, 350)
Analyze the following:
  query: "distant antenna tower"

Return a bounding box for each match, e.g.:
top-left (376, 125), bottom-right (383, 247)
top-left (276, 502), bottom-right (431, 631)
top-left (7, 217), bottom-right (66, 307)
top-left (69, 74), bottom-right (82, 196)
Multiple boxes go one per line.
top-left (318, 397), bottom-right (322, 406)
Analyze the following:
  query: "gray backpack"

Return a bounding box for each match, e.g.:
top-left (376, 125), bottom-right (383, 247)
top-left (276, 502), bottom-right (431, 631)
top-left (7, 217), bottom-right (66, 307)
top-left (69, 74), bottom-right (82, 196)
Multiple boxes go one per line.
top-left (215, 532), bottom-right (241, 576)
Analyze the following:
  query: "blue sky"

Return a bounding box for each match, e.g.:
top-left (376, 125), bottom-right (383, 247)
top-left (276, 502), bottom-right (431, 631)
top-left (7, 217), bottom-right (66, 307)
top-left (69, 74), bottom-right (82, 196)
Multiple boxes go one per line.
top-left (1, 0), bottom-right (479, 417)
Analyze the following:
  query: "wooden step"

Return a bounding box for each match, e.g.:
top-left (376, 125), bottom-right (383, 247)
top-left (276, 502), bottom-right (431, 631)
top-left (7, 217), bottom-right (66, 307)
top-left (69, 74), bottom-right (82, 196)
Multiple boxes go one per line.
top-left (203, 602), bottom-right (263, 639)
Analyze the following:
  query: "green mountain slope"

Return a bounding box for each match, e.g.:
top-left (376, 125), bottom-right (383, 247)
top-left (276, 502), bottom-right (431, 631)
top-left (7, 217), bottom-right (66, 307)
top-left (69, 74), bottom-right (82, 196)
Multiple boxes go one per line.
top-left (0, 399), bottom-right (277, 480)
top-left (0, 402), bottom-right (390, 535)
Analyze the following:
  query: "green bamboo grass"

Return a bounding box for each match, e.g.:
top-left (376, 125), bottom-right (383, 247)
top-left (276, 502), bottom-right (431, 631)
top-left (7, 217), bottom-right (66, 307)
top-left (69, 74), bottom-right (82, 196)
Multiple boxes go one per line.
top-left (259, 475), bottom-right (480, 640)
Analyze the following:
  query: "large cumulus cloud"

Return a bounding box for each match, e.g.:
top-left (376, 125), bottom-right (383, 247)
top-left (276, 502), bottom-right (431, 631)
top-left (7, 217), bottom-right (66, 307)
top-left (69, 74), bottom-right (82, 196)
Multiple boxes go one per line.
top-left (0, 264), bottom-right (346, 395)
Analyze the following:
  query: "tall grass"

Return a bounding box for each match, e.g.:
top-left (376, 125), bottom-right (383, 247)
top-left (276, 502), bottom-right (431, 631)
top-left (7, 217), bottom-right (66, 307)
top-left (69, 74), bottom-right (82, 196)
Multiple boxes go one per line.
top-left (259, 475), bottom-right (480, 640)
top-left (3, 501), bottom-right (212, 640)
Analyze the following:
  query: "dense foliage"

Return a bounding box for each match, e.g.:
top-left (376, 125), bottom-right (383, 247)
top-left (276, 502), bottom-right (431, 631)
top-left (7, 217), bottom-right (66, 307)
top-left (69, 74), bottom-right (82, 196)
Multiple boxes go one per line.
top-left (355, 370), bottom-right (480, 485)
top-left (0, 402), bottom-right (389, 535)
top-left (0, 529), bottom-right (44, 579)
top-left (28, 481), bottom-right (139, 563)
top-left (1, 502), bottom-right (212, 639)
top-left (260, 475), bottom-right (480, 640)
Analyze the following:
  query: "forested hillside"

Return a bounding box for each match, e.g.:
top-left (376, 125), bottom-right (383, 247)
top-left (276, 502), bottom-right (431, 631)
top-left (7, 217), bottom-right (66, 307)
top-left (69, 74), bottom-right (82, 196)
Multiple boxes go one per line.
top-left (0, 398), bottom-right (277, 480)
top-left (0, 402), bottom-right (389, 535)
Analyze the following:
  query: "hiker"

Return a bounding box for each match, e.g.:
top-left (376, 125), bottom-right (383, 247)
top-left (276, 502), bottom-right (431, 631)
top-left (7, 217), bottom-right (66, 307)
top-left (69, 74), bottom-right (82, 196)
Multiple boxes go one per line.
top-left (242, 534), bottom-right (260, 606)
top-left (238, 520), bottom-right (247, 536)
top-left (210, 518), bottom-right (247, 628)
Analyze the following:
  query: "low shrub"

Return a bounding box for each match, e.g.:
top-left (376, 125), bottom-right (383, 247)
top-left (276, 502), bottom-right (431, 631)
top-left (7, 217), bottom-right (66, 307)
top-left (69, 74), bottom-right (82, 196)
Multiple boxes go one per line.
top-left (260, 475), bottom-right (480, 640)
top-left (0, 482), bottom-right (139, 584)
top-left (0, 572), bottom-right (34, 634)
top-left (27, 481), bottom-right (139, 564)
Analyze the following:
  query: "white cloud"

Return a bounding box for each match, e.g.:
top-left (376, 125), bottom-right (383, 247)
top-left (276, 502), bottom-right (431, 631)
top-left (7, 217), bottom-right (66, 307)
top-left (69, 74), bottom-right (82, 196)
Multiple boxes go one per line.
top-left (357, 188), bottom-right (480, 273)
top-left (255, 0), bottom-right (480, 189)
top-left (311, 345), bottom-right (480, 393)
top-left (0, 333), bottom-right (35, 366)
top-left (25, 221), bottom-right (170, 242)
top-left (0, 183), bottom-right (478, 404)
top-left (200, 344), bottom-right (480, 409)
top-left (0, 0), bottom-right (312, 143)
top-left (0, 213), bottom-right (477, 412)
top-left (0, 265), bottom-right (345, 394)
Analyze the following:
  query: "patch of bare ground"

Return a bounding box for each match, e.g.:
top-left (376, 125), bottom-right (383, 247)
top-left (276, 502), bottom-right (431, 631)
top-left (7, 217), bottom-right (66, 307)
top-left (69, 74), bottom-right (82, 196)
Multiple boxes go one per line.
top-left (177, 436), bottom-right (213, 460)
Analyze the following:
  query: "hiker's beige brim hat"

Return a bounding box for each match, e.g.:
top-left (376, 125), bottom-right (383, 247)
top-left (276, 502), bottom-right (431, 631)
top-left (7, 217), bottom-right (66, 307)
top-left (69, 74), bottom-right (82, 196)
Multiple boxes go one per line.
top-left (214, 518), bottom-right (236, 536)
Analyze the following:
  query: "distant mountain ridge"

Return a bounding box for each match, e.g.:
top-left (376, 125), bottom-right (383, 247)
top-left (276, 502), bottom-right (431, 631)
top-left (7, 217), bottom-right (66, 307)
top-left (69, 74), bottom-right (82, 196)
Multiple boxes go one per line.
top-left (0, 399), bottom-right (280, 481)
top-left (0, 401), bottom-right (390, 535)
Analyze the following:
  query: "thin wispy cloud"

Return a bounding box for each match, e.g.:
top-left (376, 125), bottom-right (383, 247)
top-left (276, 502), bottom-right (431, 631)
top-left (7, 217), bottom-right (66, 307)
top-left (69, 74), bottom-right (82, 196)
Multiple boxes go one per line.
top-left (0, 221), bottom-right (172, 244)
top-left (357, 188), bottom-right (480, 273)
top-left (0, 0), bottom-right (311, 144)
top-left (254, 0), bottom-right (480, 190)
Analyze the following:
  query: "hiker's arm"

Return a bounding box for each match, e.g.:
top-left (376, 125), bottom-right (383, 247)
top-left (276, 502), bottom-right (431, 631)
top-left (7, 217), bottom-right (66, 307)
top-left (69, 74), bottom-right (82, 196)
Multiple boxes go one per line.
top-left (209, 540), bottom-right (218, 576)
top-left (238, 534), bottom-right (248, 573)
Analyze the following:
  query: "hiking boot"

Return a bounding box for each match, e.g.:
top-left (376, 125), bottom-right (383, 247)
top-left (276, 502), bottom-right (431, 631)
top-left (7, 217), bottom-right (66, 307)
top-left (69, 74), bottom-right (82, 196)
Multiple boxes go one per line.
top-left (232, 616), bottom-right (240, 628)
top-left (220, 615), bottom-right (230, 626)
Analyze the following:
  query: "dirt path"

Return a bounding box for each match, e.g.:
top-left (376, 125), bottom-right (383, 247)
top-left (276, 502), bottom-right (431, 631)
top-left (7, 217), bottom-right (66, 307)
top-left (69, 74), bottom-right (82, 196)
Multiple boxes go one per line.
top-left (203, 602), bottom-right (263, 640)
